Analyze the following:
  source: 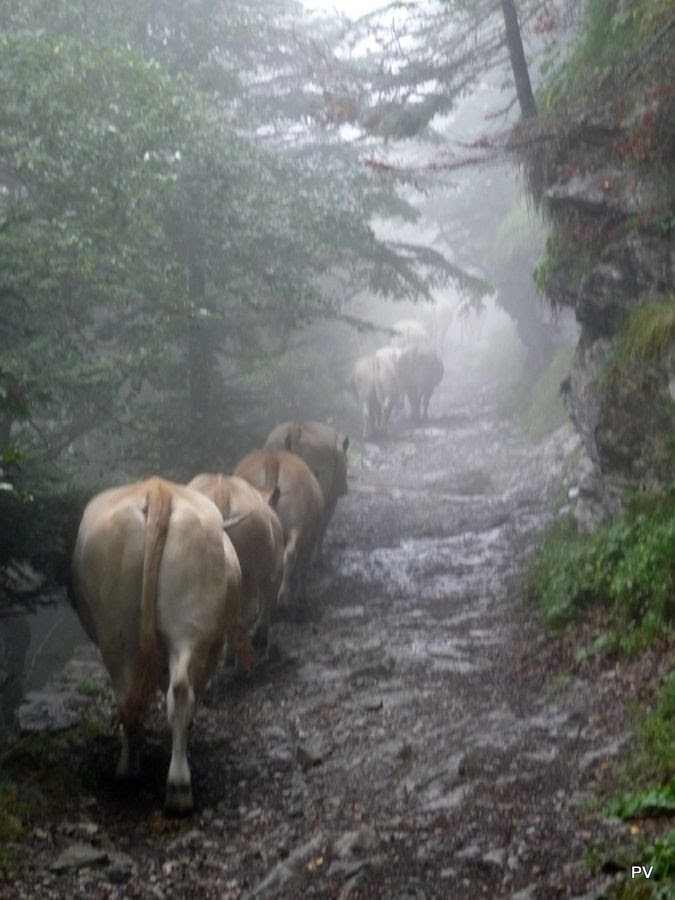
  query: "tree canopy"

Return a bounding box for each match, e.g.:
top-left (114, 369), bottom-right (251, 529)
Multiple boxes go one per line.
top-left (1, 0), bottom-right (475, 500)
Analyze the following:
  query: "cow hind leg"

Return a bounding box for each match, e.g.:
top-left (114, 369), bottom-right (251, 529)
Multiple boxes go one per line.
top-left (116, 719), bottom-right (143, 781)
top-left (361, 402), bottom-right (371, 441)
top-left (423, 393), bottom-right (431, 420)
top-left (165, 651), bottom-right (195, 815)
top-left (278, 528), bottom-right (300, 608)
top-left (251, 582), bottom-right (275, 656)
top-left (381, 396), bottom-right (394, 435)
top-left (313, 515), bottom-right (329, 562)
top-left (115, 671), bottom-right (145, 781)
top-left (241, 573), bottom-right (267, 654)
top-left (294, 551), bottom-right (312, 608)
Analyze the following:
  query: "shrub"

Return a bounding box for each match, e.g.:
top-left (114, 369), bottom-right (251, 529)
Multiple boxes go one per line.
top-left (525, 485), bottom-right (675, 650)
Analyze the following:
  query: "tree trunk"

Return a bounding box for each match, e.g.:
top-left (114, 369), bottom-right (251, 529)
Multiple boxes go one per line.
top-left (500, 0), bottom-right (537, 119)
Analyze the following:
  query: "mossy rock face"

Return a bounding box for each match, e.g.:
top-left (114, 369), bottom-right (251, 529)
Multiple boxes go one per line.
top-left (596, 356), bottom-right (675, 488)
top-left (564, 332), bottom-right (675, 490)
top-left (576, 235), bottom-right (675, 341)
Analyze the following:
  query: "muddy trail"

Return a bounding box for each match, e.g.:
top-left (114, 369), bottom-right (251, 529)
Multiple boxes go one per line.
top-left (5, 374), bottom-right (636, 899)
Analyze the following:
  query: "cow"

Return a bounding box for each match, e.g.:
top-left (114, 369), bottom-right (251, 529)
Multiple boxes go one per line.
top-left (187, 473), bottom-right (284, 656)
top-left (264, 420), bottom-right (349, 556)
top-left (233, 449), bottom-right (324, 609)
top-left (392, 318), bottom-right (430, 348)
top-left (351, 348), bottom-right (401, 440)
top-left (397, 344), bottom-right (445, 422)
top-left (71, 476), bottom-right (253, 814)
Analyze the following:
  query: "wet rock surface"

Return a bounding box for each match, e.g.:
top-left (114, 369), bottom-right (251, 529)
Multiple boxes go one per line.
top-left (4, 375), bottom-right (641, 898)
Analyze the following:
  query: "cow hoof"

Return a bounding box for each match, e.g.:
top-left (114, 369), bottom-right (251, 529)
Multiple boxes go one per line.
top-left (164, 782), bottom-right (194, 816)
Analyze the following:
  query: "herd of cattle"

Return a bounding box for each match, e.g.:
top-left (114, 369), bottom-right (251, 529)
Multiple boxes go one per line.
top-left (70, 319), bottom-right (444, 815)
top-left (351, 318), bottom-right (445, 439)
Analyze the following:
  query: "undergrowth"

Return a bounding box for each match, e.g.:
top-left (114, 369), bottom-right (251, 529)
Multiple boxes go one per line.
top-left (524, 484), bottom-right (675, 651)
top-left (526, 487), bottom-right (675, 896)
top-left (542, 0), bottom-right (674, 112)
top-left (615, 298), bottom-right (675, 366)
top-left (0, 729), bottom-right (96, 873)
top-left (603, 673), bottom-right (675, 898)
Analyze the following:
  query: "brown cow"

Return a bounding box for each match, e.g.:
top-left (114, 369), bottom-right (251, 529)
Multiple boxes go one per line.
top-left (187, 473), bottom-right (284, 655)
top-left (233, 449), bottom-right (324, 608)
top-left (264, 420), bottom-right (349, 555)
top-left (71, 476), bottom-right (252, 814)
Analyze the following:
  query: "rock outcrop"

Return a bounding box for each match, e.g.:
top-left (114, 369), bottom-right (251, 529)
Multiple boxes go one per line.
top-left (536, 38), bottom-right (675, 519)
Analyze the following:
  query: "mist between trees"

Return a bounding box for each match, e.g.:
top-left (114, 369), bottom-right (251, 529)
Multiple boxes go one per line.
top-left (0, 0), bottom-right (608, 603)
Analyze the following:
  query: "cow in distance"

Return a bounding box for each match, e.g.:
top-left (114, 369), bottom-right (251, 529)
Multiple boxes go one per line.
top-left (264, 420), bottom-right (349, 556)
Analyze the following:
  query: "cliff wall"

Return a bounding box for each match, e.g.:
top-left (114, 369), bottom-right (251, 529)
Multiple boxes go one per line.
top-left (533, 6), bottom-right (675, 523)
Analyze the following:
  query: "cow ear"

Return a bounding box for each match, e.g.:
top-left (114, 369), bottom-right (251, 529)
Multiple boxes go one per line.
top-left (342, 436), bottom-right (350, 453)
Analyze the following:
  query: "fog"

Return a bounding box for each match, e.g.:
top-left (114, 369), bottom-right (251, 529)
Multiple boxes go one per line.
top-left (1, 0), bottom-right (580, 737)
top-left (5, 5), bottom-right (672, 895)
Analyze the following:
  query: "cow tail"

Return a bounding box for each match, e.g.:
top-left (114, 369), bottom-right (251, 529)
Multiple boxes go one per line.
top-left (215, 474), bottom-right (229, 516)
top-left (264, 453), bottom-right (281, 492)
top-left (123, 478), bottom-right (172, 724)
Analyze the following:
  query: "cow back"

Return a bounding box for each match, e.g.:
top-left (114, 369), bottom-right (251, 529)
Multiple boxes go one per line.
top-left (188, 473), bottom-right (283, 597)
top-left (266, 420), bottom-right (349, 508)
top-left (234, 449), bottom-right (324, 548)
top-left (72, 478), bottom-right (236, 707)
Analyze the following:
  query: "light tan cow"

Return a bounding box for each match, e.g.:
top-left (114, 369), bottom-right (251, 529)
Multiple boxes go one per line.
top-left (264, 420), bottom-right (349, 555)
top-left (187, 473), bottom-right (284, 655)
top-left (71, 476), bottom-right (253, 814)
top-left (376, 345), bottom-right (405, 416)
top-left (351, 349), bottom-right (401, 440)
top-left (397, 344), bottom-right (444, 422)
top-left (233, 449), bottom-right (324, 608)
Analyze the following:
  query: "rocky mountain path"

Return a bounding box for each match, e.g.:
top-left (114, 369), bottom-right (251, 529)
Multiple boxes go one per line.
top-left (5, 373), bottom-right (642, 899)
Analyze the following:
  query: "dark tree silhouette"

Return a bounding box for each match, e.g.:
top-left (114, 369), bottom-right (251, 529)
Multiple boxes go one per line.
top-left (501, 0), bottom-right (538, 118)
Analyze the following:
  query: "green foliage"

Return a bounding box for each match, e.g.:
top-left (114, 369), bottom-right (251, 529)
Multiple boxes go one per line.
top-left (615, 299), bottom-right (675, 366)
top-left (1, 0), bottom-right (470, 601)
top-left (645, 829), bottom-right (675, 885)
top-left (0, 32), bottom-right (200, 462)
top-left (533, 224), bottom-right (594, 300)
top-left (508, 344), bottom-right (574, 440)
top-left (525, 486), bottom-right (675, 649)
top-left (609, 779), bottom-right (675, 820)
top-left (0, 730), bottom-right (90, 870)
top-left (637, 671), bottom-right (675, 783)
top-left (76, 680), bottom-right (105, 698)
top-left (603, 747), bottom-right (675, 897)
top-left (0, 782), bottom-right (25, 872)
top-left (597, 829), bottom-right (675, 899)
top-left (658, 213), bottom-right (675, 236)
top-left (541, 0), bottom-right (674, 111)
top-left (0, 782), bottom-right (25, 842)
